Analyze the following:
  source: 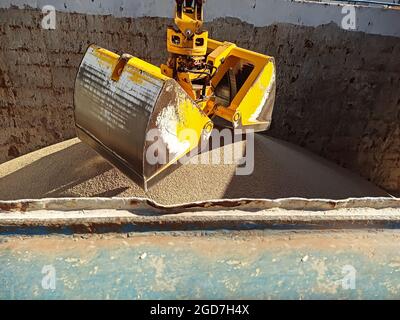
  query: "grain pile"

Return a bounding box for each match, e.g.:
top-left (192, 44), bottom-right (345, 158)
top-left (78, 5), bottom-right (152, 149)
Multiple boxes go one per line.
top-left (0, 135), bottom-right (389, 204)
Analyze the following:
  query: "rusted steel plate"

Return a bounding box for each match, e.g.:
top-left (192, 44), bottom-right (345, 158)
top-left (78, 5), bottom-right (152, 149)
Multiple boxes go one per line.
top-left (0, 197), bottom-right (400, 234)
top-left (0, 197), bottom-right (399, 213)
top-left (1, 208), bottom-right (400, 234)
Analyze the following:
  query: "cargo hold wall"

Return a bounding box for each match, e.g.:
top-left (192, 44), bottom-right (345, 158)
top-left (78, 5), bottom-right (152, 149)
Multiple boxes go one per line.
top-left (0, 0), bottom-right (399, 193)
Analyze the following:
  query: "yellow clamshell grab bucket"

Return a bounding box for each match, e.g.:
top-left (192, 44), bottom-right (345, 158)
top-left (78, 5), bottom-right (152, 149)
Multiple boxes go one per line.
top-left (74, 1), bottom-right (276, 190)
top-left (74, 45), bottom-right (213, 190)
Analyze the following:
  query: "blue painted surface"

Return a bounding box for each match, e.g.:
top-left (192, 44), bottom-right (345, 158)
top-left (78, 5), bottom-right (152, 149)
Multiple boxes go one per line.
top-left (0, 230), bottom-right (399, 299)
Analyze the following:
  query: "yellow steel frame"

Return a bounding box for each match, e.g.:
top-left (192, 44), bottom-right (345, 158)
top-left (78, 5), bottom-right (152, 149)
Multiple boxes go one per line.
top-left (91, 45), bottom-right (212, 166)
top-left (162, 1), bottom-right (276, 130)
top-left (167, 27), bottom-right (208, 57)
top-left (206, 39), bottom-right (276, 128)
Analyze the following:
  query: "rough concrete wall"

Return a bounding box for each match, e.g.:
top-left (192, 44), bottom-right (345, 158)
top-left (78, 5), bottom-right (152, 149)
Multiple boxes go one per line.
top-left (0, 8), bottom-right (399, 193)
top-left (0, 8), bottom-right (170, 160)
top-left (2, 0), bottom-right (400, 37)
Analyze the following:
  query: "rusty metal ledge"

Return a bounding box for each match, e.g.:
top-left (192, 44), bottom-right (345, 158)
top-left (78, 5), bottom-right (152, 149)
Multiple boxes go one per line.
top-left (0, 197), bottom-right (399, 213)
top-left (0, 197), bottom-right (399, 233)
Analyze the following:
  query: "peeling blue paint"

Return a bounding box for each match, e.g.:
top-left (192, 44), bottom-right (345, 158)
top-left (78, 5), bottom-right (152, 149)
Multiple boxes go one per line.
top-left (0, 231), bottom-right (399, 299)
